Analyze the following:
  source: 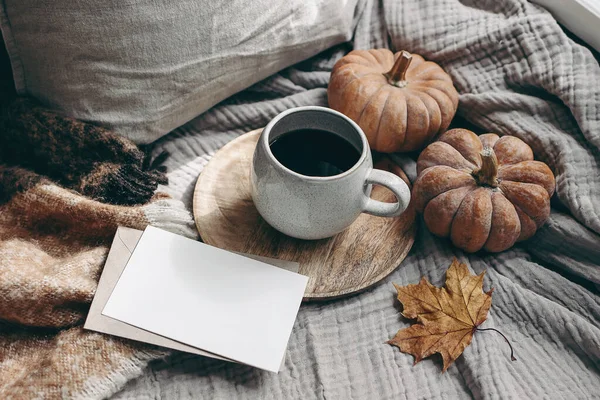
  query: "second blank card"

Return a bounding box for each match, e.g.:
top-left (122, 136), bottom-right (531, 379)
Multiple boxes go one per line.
top-left (102, 226), bottom-right (308, 373)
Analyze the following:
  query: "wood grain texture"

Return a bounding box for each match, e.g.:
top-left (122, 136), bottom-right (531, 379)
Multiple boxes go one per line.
top-left (193, 129), bottom-right (416, 300)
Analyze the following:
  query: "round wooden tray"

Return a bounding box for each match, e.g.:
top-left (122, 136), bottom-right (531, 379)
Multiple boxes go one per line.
top-left (193, 129), bottom-right (416, 301)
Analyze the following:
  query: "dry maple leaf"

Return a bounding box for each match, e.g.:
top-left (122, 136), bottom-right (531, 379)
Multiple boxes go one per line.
top-left (388, 258), bottom-right (514, 372)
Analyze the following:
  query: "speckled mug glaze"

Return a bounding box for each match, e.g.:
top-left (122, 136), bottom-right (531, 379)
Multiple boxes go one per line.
top-left (251, 106), bottom-right (411, 240)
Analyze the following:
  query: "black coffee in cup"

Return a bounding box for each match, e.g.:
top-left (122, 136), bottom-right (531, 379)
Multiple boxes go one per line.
top-left (269, 129), bottom-right (361, 177)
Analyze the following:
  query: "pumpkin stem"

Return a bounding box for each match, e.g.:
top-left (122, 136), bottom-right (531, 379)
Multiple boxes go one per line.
top-left (473, 147), bottom-right (499, 187)
top-left (385, 51), bottom-right (412, 88)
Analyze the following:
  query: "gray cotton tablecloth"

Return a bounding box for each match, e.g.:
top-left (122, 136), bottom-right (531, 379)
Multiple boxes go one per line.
top-left (114, 0), bottom-right (600, 398)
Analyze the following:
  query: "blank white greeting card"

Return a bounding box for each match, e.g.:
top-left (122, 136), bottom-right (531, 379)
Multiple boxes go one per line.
top-left (85, 227), bottom-right (300, 367)
top-left (102, 226), bottom-right (308, 373)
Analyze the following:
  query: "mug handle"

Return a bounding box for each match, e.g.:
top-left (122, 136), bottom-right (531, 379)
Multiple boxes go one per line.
top-left (362, 169), bottom-right (411, 217)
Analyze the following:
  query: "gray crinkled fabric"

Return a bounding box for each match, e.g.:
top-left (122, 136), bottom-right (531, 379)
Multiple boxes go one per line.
top-left (115, 0), bottom-right (600, 398)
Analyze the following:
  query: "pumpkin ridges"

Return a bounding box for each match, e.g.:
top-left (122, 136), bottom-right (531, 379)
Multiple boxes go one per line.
top-left (369, 48), bottom-right (394, 67)
top-left (328, 59), bottom-right (389, 105)
top-left (493, 136), bottom-right (533, 165)
top-left (335, 63), bottom-right (387, 76)
top-left (371, 89), bottom-right (398, 152)
top-left (417, 142), bottom-right (476, 175)
top-left (359, 49), bottom-right (386, 67)
top-left (450, 187), bottom-right (493, 253)
top-left (332, 52), bottom-right (376, 68)
top-left (479, 133), bottom-right (500, 149)
top-left (410, 83), bottom-right (457, 109)
top-left (375, 89), bottom-right (408, 152)
top-left (403, 94), bottom-right (431, 151)
top-left (429, 87), bottom-right (457, 134)
top-left (358, 87), bottom-right (393, 150)
top-left (409, 62), bottom-right (445, 79)
top-left (411, 70), bottom-right (454, 84)
top-left (350, 50), bottom-right (383, 65)
top-left (438, 129), bottom-right (483, 167)
top-left (483, 192), bottom-right (521, 252)
top-left (498, 161), bottom-right (556, 197)
top-left (327, 82), bottom-right (359, 111)
top-left (409, 80), bottom-right (457, 90)
top-left (407, 83), bottom-right (458, 134)
top-left (327, 74), bottom-right (363, 111)
top-left (413, 166), bottom-right (477, 212)
top-left (382, 49), bottom-right (396, 68)
top-left (332, 70), bottom-right (390, 86)
top-left (328, 66), bottom-right (387, 99)
top-left (411, 90), bottom-right (442, 145)
top-left (413, 86), bottom-right (457, 139)
top-left (333, 78), bottom-right (383, 122)
top-left (513, 204), bottom-right (538, 241)
top-left (499, 181), bottom-right (550, 227)
top-left (424, 186), bottom-right (475, 237)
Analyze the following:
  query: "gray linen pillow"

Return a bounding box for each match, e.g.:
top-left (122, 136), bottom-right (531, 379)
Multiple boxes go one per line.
top-left (0, 0), bottom-right (358, 143)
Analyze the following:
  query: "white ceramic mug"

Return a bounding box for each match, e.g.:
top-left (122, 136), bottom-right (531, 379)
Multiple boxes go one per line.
top-left (251, 106), bottom-right (411, 240)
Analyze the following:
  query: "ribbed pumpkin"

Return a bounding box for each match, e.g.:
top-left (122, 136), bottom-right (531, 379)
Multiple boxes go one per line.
top-left (413, 129), bottom-right (556, 253)
top-left (328, 49), bottom-right (459, 153)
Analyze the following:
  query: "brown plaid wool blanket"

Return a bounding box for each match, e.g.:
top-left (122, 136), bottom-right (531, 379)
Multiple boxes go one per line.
top-left (0, 98), bottom-right (195, 399)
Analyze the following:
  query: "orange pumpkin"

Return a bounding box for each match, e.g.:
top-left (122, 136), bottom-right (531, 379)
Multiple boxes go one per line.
top-left (328, 49), bottom-right (459, 153)
top-left (413, 129), bottom-right (556, 253)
